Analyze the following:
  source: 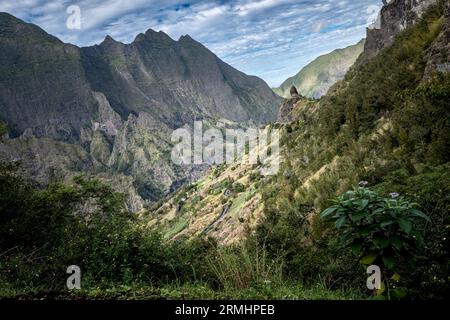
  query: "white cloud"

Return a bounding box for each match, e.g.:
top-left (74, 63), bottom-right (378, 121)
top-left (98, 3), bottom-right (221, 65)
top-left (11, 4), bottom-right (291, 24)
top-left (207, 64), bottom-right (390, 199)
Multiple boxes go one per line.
top-left (0, 0), bottom-right (382, 86)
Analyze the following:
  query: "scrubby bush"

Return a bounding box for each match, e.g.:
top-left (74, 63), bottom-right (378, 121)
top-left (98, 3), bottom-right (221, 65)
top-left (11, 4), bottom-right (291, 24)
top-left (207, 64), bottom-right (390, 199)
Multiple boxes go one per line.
top-left (321, 184), bottom-right (430, 299)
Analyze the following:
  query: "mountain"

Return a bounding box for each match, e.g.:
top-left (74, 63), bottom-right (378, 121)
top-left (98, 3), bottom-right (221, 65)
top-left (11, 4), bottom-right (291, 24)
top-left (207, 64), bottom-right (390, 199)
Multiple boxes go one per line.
top-left (273, 39), bottom-right (365, 99)
top-left (148, 0), bottom-right (449, 251)
top-left (0, 13), bottom-right (281, 209)
top-left (363, 0), bottom-right (439, 60)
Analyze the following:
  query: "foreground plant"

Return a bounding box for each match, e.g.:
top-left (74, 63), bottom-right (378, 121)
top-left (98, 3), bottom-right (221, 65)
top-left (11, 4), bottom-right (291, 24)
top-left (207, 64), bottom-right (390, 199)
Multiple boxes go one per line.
top-left (320, 183), bottom-right (430, 299)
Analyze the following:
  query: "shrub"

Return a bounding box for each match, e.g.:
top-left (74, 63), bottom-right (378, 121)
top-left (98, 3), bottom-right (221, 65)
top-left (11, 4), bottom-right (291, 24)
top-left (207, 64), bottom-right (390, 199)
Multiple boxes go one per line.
top-left (321, 184), bottom-right (430, 299)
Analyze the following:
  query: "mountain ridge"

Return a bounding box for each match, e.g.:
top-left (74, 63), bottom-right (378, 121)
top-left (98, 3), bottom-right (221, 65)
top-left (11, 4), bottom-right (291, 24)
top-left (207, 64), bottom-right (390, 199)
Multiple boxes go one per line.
top-left (274, 39), bottom-right (365, 99)
top-left (0, 12), bottom-right (281, 209)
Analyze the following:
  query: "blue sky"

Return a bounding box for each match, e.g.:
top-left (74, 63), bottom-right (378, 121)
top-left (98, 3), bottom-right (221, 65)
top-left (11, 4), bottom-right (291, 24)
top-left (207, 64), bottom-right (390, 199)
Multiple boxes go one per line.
top-left (0, 0), bottom-right (382, 87)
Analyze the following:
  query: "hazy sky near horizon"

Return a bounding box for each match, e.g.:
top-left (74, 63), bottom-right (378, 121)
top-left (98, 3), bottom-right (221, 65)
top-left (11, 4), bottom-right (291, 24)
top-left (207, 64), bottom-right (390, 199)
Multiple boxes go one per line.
top-left (0, 0), bottom-right (382, 86)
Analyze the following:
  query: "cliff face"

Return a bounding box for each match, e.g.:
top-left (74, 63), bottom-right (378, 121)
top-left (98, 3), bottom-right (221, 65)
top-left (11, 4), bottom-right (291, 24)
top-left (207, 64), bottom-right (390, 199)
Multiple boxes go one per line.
top-left (81, 32), bottom-right (280, 129)
top-left (149, 0), bottom-right (450, 246)
top-left (0, 13), bottom-right (97, 142)
top-left (424, 1), bottom-right (450, 77)
top-left (0, 13), bottom-right (281, 209)
top-left (363, 0), bottom-right (439, 60)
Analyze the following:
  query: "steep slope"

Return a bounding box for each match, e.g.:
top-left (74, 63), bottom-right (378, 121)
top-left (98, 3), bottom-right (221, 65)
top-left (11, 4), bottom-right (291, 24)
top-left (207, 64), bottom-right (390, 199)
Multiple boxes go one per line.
top-left (273, 40), bottom-right (365, 99)
top-left (148, 0), bottom-right (449, 248)
top-left (0, 13), bottom-right (97, 142)
top-left (0, 13), bottom-right (281, 208)
top-left (81, 32), bottom-right (279, 127)
top-left (363, 0), bottom-right (439, 60)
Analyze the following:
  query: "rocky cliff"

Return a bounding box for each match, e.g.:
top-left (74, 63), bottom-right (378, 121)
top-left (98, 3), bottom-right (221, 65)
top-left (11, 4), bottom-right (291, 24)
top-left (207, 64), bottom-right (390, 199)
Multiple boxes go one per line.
top-left (363, 0), bottom-right (439, 60)
top-left (0, 13), bottom-right (281, 209)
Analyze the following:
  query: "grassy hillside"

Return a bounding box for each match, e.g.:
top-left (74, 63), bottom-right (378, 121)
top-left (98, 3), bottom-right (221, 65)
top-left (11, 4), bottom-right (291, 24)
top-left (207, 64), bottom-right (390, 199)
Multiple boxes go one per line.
top-left (274, 39), bottom-right (365, 99)
top-left (0, 1), bottom-right (448, 300)
top-left (148, 0), bottom-right (449, 299)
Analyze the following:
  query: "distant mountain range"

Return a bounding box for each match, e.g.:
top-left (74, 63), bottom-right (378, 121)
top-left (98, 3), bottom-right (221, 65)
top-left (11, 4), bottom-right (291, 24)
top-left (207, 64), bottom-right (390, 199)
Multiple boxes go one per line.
top-left (273, 39), bottom-right (365, 99)
top-left (0, 12), bottom-right (281, 209)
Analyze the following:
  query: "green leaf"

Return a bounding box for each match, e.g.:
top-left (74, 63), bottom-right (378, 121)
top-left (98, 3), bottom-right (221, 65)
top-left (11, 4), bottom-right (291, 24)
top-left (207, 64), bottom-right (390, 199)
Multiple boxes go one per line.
top-left (391, 287), bottom-right (408, 299)
top-left (360, 253), bottom-right (377, 265)
top-left (373, 236), bottom-right (390, 249)
top-left (382, 256), bottom-right (396, 269)
top-left (335, 216), bottom-right (347, 229)
top-left (351, 242), bottom-right (363, 255)
top-left (358, 199), bottom-right (369, 210)
top-left (398, 218), bottom-right (412, 234)
top-left (380, 220), bottom-right (395, 228)
top-left (320, 206), bottom-right (338, 218)
top-left (391, 237), bottom-right (405, 250)
top-left (409, 209), bottom-right (430, 222)
top-left (391, 273), bottom-right (401, 282)
top-left (351, 212), bottom-right (366, 222)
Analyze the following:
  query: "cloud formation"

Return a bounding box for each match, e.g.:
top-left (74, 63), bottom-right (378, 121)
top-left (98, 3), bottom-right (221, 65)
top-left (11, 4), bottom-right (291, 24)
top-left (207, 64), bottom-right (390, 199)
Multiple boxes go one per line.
top-left (0, 0), bottom-right (382, 86)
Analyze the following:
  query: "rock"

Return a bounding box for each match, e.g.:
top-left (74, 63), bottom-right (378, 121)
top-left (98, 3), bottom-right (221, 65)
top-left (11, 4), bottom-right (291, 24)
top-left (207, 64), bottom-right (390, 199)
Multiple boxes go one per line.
top-left (290, 86), bottom-right (299, 97)
top-left (0, 12), bottom-right (282, 209)
top-left (363, 0), bottom-right (438, 60)
top-left (277, 86), bottom-right (302, 123)
top-left (423, 1), bottom-right (450, 79)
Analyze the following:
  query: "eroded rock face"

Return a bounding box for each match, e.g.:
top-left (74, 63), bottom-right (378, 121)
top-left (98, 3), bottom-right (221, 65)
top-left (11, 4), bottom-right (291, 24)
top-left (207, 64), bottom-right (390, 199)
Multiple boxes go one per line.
top-left (424, 1), bottom-right (450, 78)
top-left (364, 0), bottom-right (438, 60)
top-left (0, 12), bottom-right (281, 209)
top-left (277, 86), bottom-right (302, 123)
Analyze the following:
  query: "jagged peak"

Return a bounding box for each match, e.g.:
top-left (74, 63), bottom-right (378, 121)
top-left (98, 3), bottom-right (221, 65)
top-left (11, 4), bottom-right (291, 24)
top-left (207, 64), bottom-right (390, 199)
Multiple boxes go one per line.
top-left (144, 28), bottom-right (174, 42)
top-left (98, 35), bottom-right (125, 49)
top-left (102, 35), bottom-right (117, 43)
top-left (178, 34), bottom-right (194, 42)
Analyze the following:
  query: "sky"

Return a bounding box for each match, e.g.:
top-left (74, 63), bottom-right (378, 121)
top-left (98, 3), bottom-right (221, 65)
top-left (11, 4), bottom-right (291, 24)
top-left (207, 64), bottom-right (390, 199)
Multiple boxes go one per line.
top-left (0, 0), bottom-right (382, 87)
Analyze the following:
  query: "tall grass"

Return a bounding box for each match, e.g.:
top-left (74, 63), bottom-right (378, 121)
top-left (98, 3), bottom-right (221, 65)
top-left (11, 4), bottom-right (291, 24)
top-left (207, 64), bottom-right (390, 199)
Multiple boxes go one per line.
top-left (207, 244), bottom-right (284, 290)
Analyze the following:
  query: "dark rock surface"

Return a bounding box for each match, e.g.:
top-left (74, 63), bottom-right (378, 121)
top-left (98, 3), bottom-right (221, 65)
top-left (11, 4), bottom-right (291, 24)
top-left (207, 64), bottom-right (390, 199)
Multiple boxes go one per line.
top-left (277, 86), bottom-right (302, 123)
top-left (0, 12), bottom-right (281, 208)
top-left (363, 0), bottom-right (438, 60)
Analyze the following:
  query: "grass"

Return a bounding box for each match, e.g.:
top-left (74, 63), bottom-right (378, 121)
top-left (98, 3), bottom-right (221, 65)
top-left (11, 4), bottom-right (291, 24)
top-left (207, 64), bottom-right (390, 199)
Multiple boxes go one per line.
top-left (163, 215), bottom-right (189, 240)
top-left (0, 281), bottom-right (362, 300)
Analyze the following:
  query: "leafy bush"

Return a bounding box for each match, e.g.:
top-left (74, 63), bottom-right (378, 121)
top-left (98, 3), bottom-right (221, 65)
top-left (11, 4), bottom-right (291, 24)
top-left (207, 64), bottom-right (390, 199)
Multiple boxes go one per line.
top-left (321, 184), bottom-right (430, 299)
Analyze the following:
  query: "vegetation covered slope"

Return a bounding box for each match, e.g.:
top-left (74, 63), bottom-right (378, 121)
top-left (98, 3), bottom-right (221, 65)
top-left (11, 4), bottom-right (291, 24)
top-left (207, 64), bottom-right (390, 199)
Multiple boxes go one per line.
top-left (148, 0), bottom-right (449, 299)
top-left (274, 40), bottom-right (365, 99)
top-left (0, 0), bottom-right (448, 300)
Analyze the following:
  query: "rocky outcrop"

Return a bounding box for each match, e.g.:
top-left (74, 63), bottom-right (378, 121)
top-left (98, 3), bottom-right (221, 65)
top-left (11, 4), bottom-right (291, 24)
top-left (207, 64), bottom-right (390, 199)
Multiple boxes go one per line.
top-left (277, 86), bottom-right (302, 123)
top-left (363, 0), bottom-right (439, 60)
top-left (423, 1), bottom-right (450, 78)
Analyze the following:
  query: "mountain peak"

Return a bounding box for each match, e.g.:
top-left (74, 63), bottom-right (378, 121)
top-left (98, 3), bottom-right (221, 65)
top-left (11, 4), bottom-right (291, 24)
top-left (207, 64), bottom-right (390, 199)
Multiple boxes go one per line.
top-left (178, 35), bottom-right (195, 42)
top-left (101, 35), bottom-right (117, 44)
top-left (143, 28), bottom-right (174, 43)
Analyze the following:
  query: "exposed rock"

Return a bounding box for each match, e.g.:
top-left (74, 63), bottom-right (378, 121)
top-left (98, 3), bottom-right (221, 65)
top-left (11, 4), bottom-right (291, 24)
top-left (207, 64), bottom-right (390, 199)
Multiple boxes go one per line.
top-left (290, 86), bottom-right (299, 97)
top-left (0, 12), bottom-right (281, 209)
top-left (277, 86), bottom-right (302, 123)
top-left (423, 1), bottom-right (450, 78)
top-left (363, 0), bottom-right (438, 60)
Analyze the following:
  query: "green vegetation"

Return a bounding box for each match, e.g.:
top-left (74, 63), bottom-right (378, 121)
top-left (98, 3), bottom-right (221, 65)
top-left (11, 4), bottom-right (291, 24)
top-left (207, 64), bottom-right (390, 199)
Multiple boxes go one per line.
top-left (274, 39), bottom-right (365, 99)
top-left (255, 0), bottom-right (449, 300)
top-left (1, 1), bottom-right (448, 301)
top-left (0, 162), bottom-right (357, 299)
top-left (321, 185), bottom-right (430, 299)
